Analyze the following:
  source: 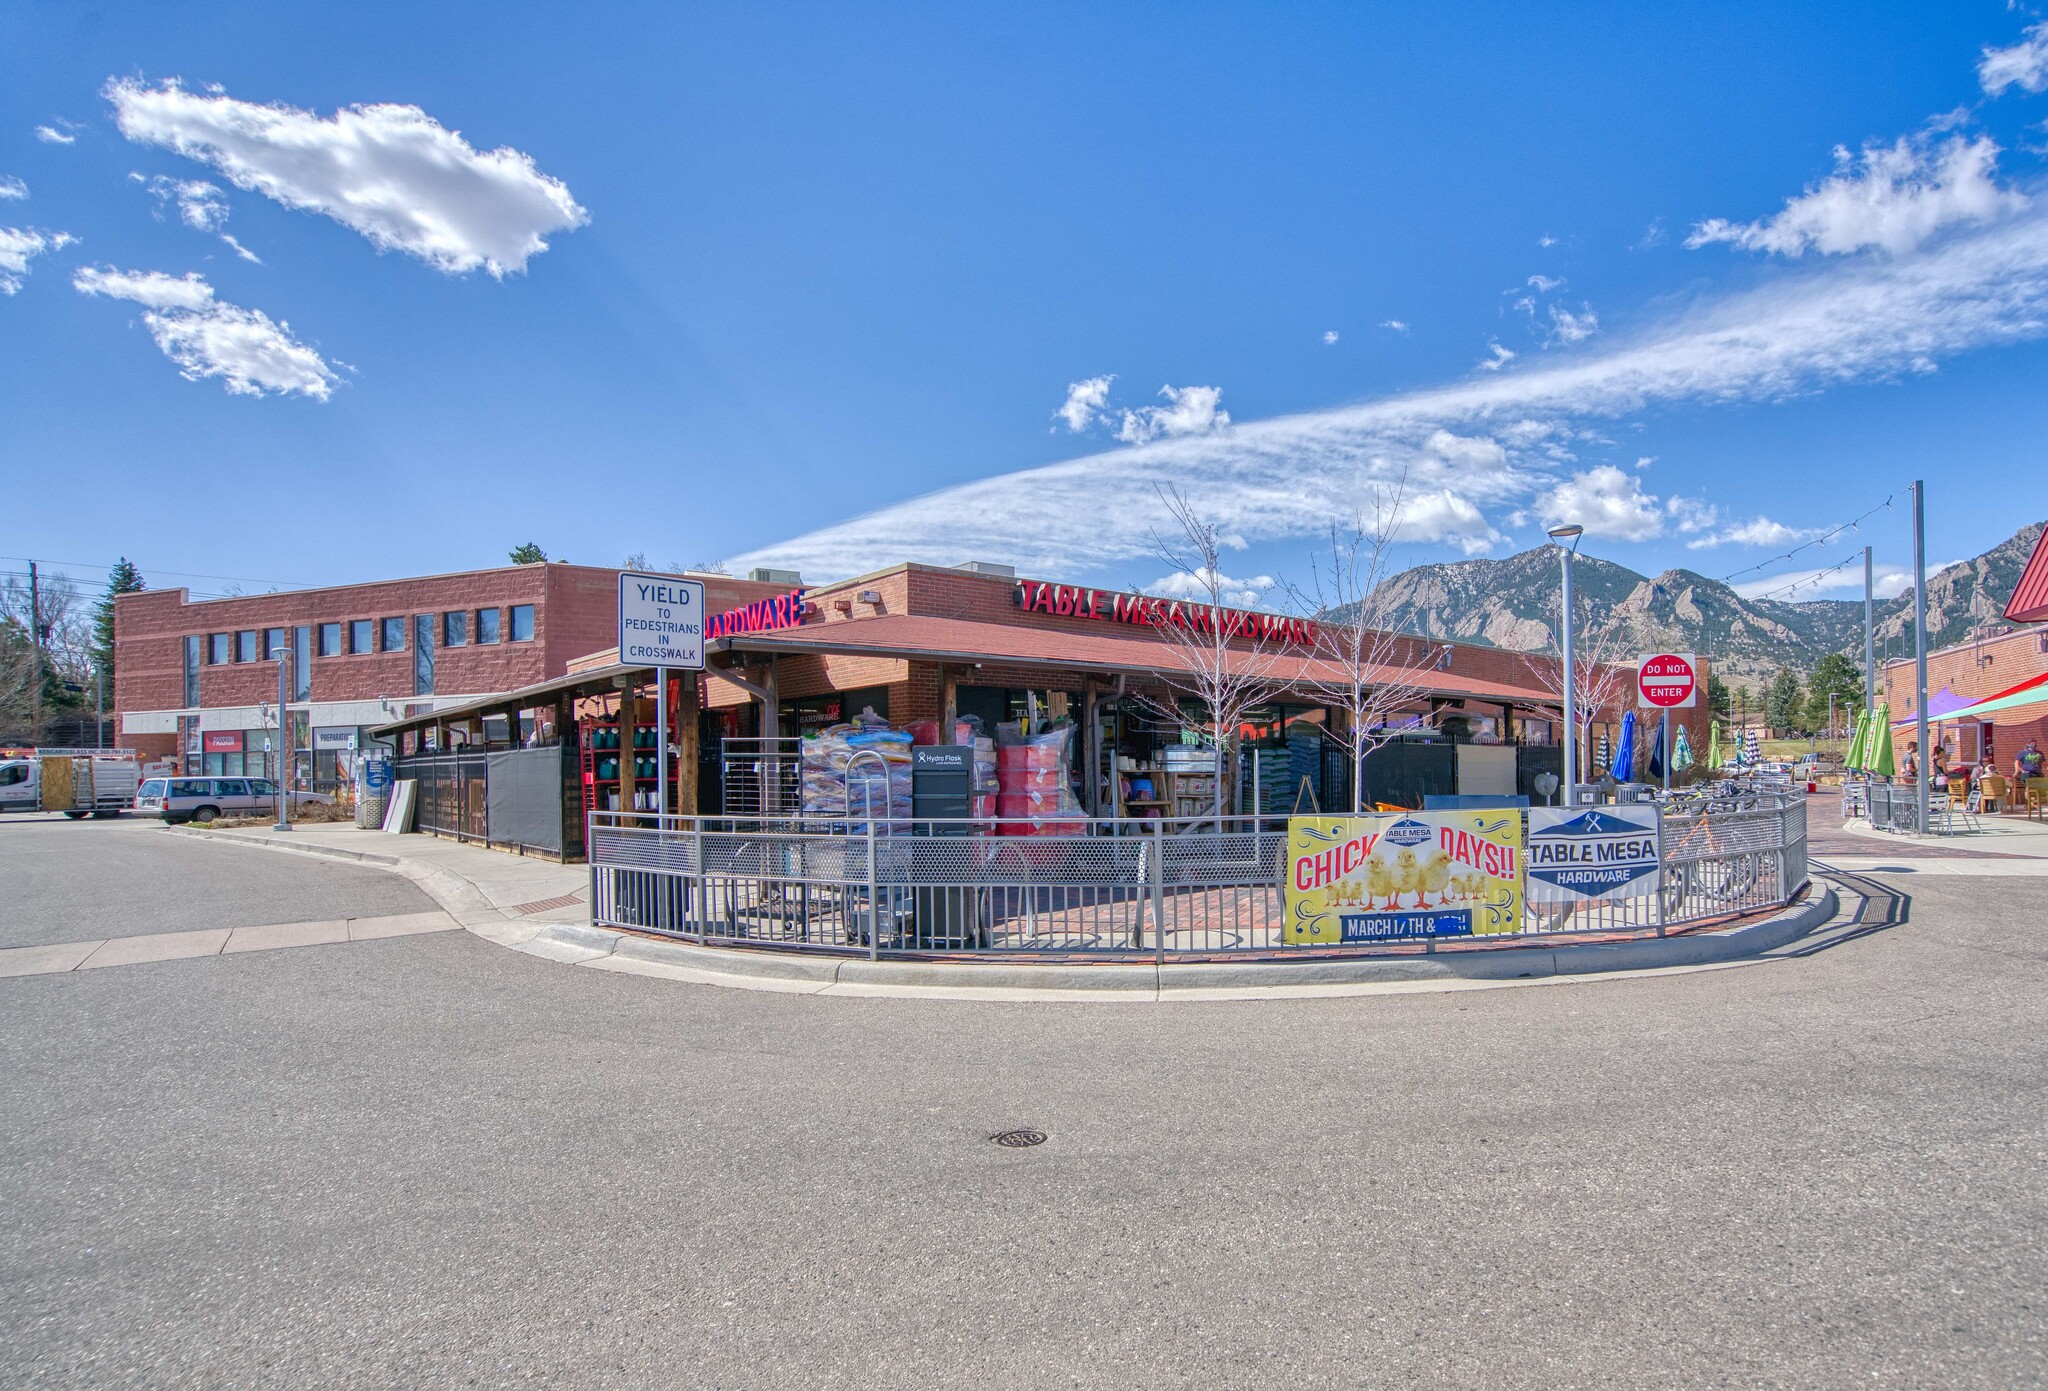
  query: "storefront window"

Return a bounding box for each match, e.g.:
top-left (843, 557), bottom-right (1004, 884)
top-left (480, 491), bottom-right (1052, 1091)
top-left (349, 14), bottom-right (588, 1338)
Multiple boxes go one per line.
top-left (381, 616), bottom-right (404, 652)
top-left (477, 607), bottom-right (501, 644)
top-left (444, 611), bottom-right (468, 647)
top-left (414, 615), bottom-right (435, 695)
top-left (236, 630), bottom-right (258, 663)
top-left (350, 619), bottom-right (373, 654)
top-left (510, 604), bottom-right (534, 642)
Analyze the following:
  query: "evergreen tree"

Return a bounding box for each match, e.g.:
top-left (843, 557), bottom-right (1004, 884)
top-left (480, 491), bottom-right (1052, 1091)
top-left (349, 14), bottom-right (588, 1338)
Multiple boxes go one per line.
top-left (1707, 671), bottom-right (1732, 719)
top-left (92, 558), bottom-right (146, 691)
top-left (1804, 651), bottom-right (1863, 734)
top-left (1765, 666), bottom-right (1804, 734)
top-left (509, 542), bottom-right (548, 564)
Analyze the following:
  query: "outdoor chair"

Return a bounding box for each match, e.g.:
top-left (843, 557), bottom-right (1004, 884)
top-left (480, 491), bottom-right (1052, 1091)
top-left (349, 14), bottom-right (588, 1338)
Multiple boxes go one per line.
top-left (1974, 775), bottom-right (2007, 815)
top-left (1927, 794), bottom-right (1956, 836)
top-left (2027, 778), bottom-right (2048, 822)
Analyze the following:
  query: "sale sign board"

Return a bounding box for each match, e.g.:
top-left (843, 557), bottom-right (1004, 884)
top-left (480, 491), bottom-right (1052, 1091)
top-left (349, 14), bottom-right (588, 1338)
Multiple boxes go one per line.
top-left (1283, 811), bottom-right (1524, 944)
top-left (1637, 652), bottom-right (1698, 708)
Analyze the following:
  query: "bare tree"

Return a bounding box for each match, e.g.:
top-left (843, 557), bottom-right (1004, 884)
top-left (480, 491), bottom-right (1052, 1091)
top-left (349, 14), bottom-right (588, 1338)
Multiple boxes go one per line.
top-left (1135, 486), bottom-right (1292, 823)
top-left (0, 573), bottom-right (96, 738)
top-left (1288, 480), bottom-right (1435, 813)
top-left (1519, 593), bottom-right (1630, 784)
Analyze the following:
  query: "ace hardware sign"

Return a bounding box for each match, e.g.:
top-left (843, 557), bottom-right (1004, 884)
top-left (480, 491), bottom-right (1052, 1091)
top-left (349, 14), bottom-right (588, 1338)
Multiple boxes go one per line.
top-left (1637, 653), bottom-right (1698, 708)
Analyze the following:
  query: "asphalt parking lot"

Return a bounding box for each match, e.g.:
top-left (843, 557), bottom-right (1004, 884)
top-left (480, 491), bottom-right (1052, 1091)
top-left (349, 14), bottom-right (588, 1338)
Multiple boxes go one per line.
top-left (2, 823), bottom-right (2044, 1388)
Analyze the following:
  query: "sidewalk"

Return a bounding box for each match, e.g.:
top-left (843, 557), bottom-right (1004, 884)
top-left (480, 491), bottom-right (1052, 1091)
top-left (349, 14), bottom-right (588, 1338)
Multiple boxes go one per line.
top-left (169, 824), bottom-right (590, 948)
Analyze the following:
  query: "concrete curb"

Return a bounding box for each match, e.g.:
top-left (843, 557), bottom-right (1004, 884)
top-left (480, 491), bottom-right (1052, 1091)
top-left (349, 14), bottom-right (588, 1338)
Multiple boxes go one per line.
top-left (167, 825), bottom-right (519, 934)
top-left (515, 888), bottom-right (1838, 1002)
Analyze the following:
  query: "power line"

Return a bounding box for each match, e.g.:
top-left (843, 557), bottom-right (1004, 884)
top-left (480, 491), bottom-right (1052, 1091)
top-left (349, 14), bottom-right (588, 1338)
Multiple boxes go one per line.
top-left (0, 554), bottom-right (315, 590)
top-left (1719, 492), bottom-right (1897, 585)
top-left (1740, 549), bottom-right (1866, 603)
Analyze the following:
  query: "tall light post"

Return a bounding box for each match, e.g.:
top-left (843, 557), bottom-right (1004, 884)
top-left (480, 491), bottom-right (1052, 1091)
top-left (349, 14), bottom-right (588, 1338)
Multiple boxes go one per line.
top-left (1548, 523), bottom-right (1585, 806)
top-left (273, 652), bottom-right (292, 832)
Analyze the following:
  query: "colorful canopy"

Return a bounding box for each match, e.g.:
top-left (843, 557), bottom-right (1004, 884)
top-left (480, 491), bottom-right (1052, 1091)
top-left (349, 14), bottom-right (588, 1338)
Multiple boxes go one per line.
top-left (1936, 671), bottom-right (2048, 722)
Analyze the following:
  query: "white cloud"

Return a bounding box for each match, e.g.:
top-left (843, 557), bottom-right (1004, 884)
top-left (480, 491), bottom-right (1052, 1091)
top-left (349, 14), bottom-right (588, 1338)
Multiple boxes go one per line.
top-left (0, 177), bottom-right (26, 201)
top-left (1664, 495), bottom-right (1717, 532)
top-left (1527, 274), bottom-right (1565, 292)
top-left (1478, 339), bottom-right (1516, 371)
top-left (0, 228), bottom-right (76, 293)
top-left (1380, 319), bottom-right (1409, 332)
top-left (1537, 465), bottom-right (1664, 542)
top-left (729, 179), bottom-right (2048, 581)
top-left (1980, 22), bottom-right (2048, 96)
top-left (1054, 374), bottom-right (1113, 432)
top-left (1634, 455), bottom-right (1656, 470)
top-left (1322, 330), bottom-right (1339, 345)
top-left (1684, 516), bottom-right (1820, 549)
top-left (1687, 132), bottom-right (2025, 257)
top-left (1148, 567), bottom-right (1277, 609)
top-left (138, 174), bottom-right (230, 231)
top-left (1732, 560), bottom-right (1959, 601)
top-left (1537, 235), bottom-right (1557, 248)
top-left (1115, 384), bottom-right (1229, 445)
top-left (1546, 304), bottom-right (1599, 345)
top-left (34, 123), bottom-right (77, 145)
top-left (106, 78), bottom-right (588, 276)
top-left (73, 266), bottom-right (338, 399)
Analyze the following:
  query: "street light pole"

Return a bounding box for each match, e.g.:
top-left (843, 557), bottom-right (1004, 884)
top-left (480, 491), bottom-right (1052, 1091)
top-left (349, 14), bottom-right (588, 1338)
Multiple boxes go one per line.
top-left (1548, 524), bottom-right (1585, 806)
top-left (273, 654), bottom-right (291, 832)
top-left (1911, 480), bottom-right (1930, 836)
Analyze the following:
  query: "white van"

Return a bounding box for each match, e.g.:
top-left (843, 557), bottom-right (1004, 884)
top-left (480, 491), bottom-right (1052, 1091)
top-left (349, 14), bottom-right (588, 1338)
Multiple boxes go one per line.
top-left (135, 777), bottom-right (334, 824)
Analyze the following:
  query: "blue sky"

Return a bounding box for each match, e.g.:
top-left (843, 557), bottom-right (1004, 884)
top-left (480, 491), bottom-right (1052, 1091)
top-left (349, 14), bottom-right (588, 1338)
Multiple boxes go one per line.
top-left (6, 2), bottom-right (2048, 612)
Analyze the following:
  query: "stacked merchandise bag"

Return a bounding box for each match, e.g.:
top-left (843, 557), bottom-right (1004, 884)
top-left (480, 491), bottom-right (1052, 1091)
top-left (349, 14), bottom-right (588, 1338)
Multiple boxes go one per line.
top-left (800, 708), bottom-right (913, 826)
top-left (995, 724), bottom-right (1085, 835)
top-left (958, 718), bottom-right (1000, 823)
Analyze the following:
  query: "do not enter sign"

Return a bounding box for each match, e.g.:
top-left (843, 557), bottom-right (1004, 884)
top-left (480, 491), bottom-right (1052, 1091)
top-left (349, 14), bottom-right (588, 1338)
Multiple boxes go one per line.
top-left (1638, 653), bottom-right (1698, 708)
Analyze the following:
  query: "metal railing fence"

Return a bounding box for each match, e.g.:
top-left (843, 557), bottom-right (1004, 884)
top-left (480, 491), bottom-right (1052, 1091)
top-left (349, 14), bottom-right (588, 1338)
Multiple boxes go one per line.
top-left (589, 794), bottom-right (1809, 960)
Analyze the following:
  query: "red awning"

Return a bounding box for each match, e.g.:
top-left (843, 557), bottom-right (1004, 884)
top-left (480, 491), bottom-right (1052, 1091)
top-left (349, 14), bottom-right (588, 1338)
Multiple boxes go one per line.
top-left (715, 614), bottom-right (1564, 707)
top-left (2006, 525), bottom-right (2048, 623)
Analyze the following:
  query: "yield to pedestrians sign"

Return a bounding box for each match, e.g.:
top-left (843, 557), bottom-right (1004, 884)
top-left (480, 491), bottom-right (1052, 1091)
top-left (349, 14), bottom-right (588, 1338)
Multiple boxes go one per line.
top-left (618, 573), bottom-right (705, 670)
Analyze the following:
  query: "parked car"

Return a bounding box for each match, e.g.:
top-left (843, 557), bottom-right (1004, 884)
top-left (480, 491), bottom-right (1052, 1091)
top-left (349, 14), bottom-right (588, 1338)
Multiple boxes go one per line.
top-left (135, 777), bottom-right (335, 825)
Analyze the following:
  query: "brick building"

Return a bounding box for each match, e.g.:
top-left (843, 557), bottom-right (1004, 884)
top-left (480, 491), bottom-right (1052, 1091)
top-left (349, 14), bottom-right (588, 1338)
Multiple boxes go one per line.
top-left (1883, 525), bottom-right (2048, 772)
top-left (114, 563), bottom-right (783, 786)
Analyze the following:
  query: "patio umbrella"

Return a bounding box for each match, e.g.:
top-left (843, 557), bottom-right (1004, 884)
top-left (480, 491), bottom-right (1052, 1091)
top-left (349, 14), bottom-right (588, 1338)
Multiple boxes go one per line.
top-left (1844, 708), bottom-right (1869, 773)
top-left (1595, 731), bottom-right (1610, 774)
top-left (1708, 720), bottom-right (1722, 770)
top-left (1647, 718), bottom-right (1667, 779)
top-left (1673, 723), bottom-right (1694, 772)
top-left (1613, 710), bottom-right (1637, 783)
top-left (1742, 726), bottom-right (1762, 766)
top-left (1865, 702), bottom-right (1896, 778)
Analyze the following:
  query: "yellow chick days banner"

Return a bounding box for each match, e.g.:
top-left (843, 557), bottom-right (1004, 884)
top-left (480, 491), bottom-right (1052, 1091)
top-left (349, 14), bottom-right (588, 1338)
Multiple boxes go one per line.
top-left (1283, 811), bottom-right (1524, 945)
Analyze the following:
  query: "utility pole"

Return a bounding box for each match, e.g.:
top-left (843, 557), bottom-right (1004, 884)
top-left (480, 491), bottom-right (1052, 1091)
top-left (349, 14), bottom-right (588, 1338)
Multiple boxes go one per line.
top-left (28, 560), bottom-right (42, 736)
top-left (1911, 481), bottom-right (1930, 837)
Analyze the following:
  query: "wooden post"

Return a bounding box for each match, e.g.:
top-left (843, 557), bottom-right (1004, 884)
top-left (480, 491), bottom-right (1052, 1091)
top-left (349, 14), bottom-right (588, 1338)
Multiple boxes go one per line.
top-left (677, 671), bottom-right (701, 816)
top-left (940, 663), bottom-right (958, 730)
top-left (619, 679), bottom-right (638, 817)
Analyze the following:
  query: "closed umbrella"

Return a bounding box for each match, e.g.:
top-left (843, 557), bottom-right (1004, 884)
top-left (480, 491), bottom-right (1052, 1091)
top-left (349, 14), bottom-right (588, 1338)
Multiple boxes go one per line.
top-left (1844, 708), bottom-right (1869, 773)
top-left (1673, 723), bottom-right (1694, 773)
top-left (1613, 710), bottom-right (1637, 783)
top-left (1742, 726), bottom-right (1762, 766)
top-left (1866, 702), bottom-right (1896, 778)
top-left (1708, 720), bottom-right (1722, 771)
top-left (1648, 718), bottom-right (1667, 779)
top-left (1595, 731), bottom-right (1610, 774)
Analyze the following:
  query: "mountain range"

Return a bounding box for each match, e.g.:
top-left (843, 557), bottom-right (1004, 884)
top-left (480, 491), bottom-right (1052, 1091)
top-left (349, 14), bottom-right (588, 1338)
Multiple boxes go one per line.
top-left (1358, 521), bottom-right (2045, 691)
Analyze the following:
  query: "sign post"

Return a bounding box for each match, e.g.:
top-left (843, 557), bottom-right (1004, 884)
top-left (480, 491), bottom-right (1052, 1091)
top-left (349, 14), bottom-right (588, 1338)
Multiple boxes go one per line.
top-left (618, 573), bottom-right (706, 819)
top-left (1637, 653), bottom-right (1697, 794)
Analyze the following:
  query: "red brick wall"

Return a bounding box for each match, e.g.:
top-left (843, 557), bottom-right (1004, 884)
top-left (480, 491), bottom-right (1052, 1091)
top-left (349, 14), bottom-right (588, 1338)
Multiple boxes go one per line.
top-left (1883, 627), bottom-right (2048, 768)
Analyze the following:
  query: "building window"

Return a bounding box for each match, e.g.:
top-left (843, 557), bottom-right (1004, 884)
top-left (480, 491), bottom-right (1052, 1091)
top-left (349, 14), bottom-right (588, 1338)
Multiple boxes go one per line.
top-left (350, 619), bottom-right (373, 654)
top-left (293, 627), bottom-right (311, 700)
top-left (444, 611), bottom-right (468, 647)
top-left (510, 604), bottom-right (535, 642)
top-left (265, 627), bottom-right (286, 659)
top-left (476, 607), bottom-right (501, 644)
top-left (183, 635), bottom-right (201, 706)
top-left (414, 615), bottom-right (435, 695)
top-left (236, 630), bottom-right (258, 663)
top-left (381, 616), bottom-right (404, 652)
top-left (318, 622), bottom-right (342, 657)
top-left (208, 633), bottom-right (231, 665)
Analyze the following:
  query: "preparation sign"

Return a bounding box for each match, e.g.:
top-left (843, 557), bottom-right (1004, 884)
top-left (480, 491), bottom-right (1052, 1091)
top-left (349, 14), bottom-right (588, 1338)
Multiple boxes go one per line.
top-left (617, 573), bottom-right (706, 670)
top-left (1284, 811), bottom-right (1524, 945)
top-left (1526, 805), bottom-right (1661, 902)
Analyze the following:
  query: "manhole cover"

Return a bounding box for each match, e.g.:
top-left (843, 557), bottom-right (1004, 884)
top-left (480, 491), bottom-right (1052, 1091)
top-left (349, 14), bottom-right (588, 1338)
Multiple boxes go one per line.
top-left (990, 1129), bottom-right (1047, 1148)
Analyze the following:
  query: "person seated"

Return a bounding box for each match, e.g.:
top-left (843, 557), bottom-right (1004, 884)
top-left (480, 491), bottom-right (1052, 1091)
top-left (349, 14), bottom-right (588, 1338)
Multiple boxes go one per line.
top-left (2016, 739), bottom-right (2045, 786)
